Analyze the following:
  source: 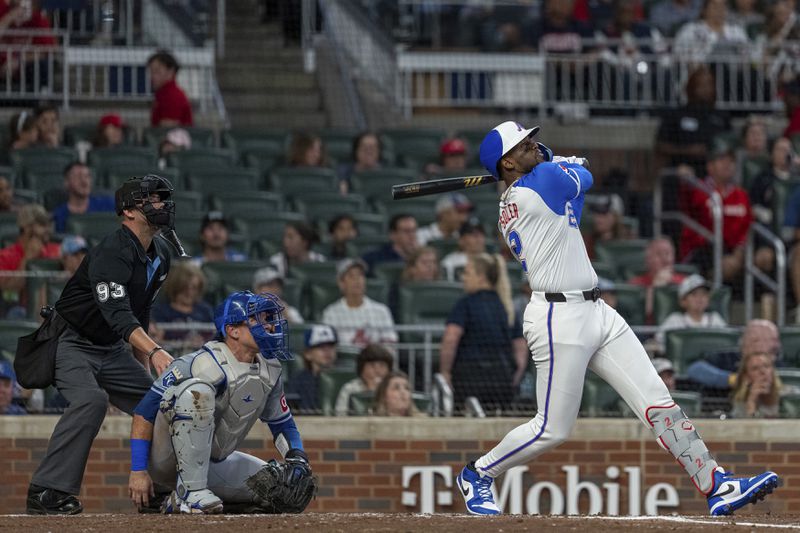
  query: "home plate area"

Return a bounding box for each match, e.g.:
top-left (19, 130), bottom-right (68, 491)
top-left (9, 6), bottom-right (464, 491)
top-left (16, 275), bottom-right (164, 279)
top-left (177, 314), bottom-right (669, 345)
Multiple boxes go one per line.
top-left (2, 512), bottom-right (800, 532)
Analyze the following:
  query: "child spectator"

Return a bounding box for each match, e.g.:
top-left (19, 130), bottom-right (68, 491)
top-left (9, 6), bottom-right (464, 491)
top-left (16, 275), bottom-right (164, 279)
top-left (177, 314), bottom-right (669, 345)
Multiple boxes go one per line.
top-left (655, 274), bottom-right (727, 349)
top-left (286, 324), bottom-right (338, 413)
top-left (269, 221), bottom-right (325, 277)
top-left (373, 371), bottom-right (422, 417)
top-left (335, 343), bottom-right (393, 415)
top-left (51, 162), bottom-right (115, 233)
top-left (147, 49), bottom-right (193, 127)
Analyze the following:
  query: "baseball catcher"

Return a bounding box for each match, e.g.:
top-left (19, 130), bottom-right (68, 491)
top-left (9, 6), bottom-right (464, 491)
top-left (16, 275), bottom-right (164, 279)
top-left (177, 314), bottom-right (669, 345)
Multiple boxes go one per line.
top-left (127, 290), bottom-right (317, 514)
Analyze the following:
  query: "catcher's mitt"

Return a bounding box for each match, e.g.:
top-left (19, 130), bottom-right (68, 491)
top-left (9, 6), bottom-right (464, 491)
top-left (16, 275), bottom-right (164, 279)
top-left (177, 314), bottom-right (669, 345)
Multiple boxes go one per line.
top-left (246, 449), bottom-right (318, 514)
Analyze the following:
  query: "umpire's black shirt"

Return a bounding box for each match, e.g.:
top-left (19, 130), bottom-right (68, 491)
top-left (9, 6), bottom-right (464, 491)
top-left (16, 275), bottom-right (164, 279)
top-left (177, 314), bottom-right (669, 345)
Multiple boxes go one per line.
top-left (56, 225), bottom-right (172, 346)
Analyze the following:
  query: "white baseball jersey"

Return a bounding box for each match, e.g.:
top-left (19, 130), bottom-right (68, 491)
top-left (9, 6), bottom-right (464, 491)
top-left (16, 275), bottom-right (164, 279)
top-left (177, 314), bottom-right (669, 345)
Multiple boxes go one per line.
top-left (498, 160), bottom-right (597, 293)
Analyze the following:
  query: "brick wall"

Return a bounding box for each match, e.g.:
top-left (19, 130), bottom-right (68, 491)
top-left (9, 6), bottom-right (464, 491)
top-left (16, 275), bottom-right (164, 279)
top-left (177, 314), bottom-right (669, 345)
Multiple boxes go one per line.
top-left (0, 416), bottom-right (796, 514)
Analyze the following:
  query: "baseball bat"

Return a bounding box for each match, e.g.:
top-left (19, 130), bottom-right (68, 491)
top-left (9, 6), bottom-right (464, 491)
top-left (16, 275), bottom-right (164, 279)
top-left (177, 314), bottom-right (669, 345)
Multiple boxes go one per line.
top-left (391, 174), bottom-right (497, 200)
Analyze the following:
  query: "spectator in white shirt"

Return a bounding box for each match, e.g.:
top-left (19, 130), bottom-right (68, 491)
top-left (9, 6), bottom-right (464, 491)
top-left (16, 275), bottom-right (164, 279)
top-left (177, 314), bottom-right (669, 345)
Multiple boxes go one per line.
top-left (321, 258), bottom-right (398, 350)
top-left (416, 192), bottom-right (473, 246)
top-left (334, 343), bottom-right (394, 416)
top-left (655, 274), bottom-right (727, 349)
top-left (441, 217), bottom-right (487, 281)
top-left (252, 266), bottom-right (305, 325)
top-left (269, 220), bottom-right (325, 277)
top-left (673, 0), bottom-right (750, 66)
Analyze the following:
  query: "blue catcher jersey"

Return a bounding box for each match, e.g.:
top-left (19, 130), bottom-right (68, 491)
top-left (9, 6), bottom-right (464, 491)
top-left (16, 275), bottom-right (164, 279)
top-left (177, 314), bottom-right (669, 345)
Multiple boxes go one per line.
top-left (499, 160), bottom-right (598, 293)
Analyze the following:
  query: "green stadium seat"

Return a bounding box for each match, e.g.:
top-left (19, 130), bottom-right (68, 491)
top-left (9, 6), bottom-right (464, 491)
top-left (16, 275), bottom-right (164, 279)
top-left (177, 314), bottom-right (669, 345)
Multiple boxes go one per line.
top-left (377, 197), bottom-right (438, 227)
top-left (373, 261), bottom-right (405, 283)
top-left (65, 213), bottom-right (119, 242)
top-left (348, 390), bottom-right (375, 415)
top-left (293, 193), bottom-right (369, 224)
top-left (26, 259), bottom-right (66, 318)
top-left (348, 235), bottom-right (390, 257)
top-left (268, 167), bottom-right (339, 197)
top-left (208, 190), bottom-right (283, 213)
top-left (63, 123), bottom-right (97, 147)
top-left (24, 170), bottom-right (66, 193)
top-left (171, 190), bottom-right (205, 213)
top-left (781, 393), bottom-right (800, 417)
top-left (652, 285), bottom-right (732, 325)
top-left (291, 261), bottom-right (339, 281)
top-left (0, 212), bottom-right (18, 239)
top-left (319, 129), bottom-right (357, 163)
top-left (10, 147), bottom-right (78, 183)
top-left (0, 320), bottom-right (39, 358)
top-left (772, 179), bottom-right (800, 234)
top-left (167, 149), bottom-right (236, 173)
top-left (613, 283), bottom-right (646, 325)
top-left (457, 129), bottom-right (489, 166)
top-left (671, 391), bottom-right (703, 418)
top-left (776, 368), bottom-right (800, 389)
top-left (350, 168), bottom-right (419, 202)
top-left (201, 261), bottom-right (265, 303)
top-left (233, 211), bottom-right (306, 241)
top-left (222, 129), bottom-right (287, 160)
top-left (143, 127), bottom-right (216, 149)
top-left (397, 281), bottom-right (462, 324)
top-left (740, 155), bottom-right (770, 191)
top-left (88, 147), bottom-right (158, 181)
top-left (349, 212), bottom-right (388, 237)
top-left (243, 149), bottom-right (282, 183)
top-left (172, 213), bottom-right (208, 241)
top-left (427, 239), bottom-right (459, 260)
top-left (780, 328), bottom-right (800, 367)
top-left (318, 368), bottom-right (358, 415)
top-left (593, 261), bottom-right (617, 281)
top-left (306, 279), bottom-right (389, 321)
top-left (186, 169), bottom-right (258, 194)
top-left (106, 167), bottom-right (180, 190)
top-left (281, 278), bottom-right (304, 315)
top-left (381, 128), bottom-right (445, 169)
top-left (594, 239), bottom-right (650, 279)
top-left (664, 328), bottom-right (740, 374)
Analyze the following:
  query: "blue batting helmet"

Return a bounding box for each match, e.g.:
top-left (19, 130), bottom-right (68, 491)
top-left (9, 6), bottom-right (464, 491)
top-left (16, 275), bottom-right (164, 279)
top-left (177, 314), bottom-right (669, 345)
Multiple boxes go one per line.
top-left (214, 290), bottom-right (291, 360)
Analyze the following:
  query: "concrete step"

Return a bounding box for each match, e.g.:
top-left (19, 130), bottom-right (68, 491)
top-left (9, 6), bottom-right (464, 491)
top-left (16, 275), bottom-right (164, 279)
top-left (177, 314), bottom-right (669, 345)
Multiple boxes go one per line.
top-left (228, 111), bottom-right (328, 130)
top-left (216, 58), bottom-right (305, 74)
top-left (221, 90), bottom-right (321, 112)
top-left (219, 71), bottom-right (317, 91)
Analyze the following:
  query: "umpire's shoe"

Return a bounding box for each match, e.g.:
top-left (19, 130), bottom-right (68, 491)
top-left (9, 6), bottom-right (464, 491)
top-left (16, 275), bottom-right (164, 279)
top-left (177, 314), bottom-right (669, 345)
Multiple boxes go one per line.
top-left (26, 484), bottom-right (83, 515)
top-left (456, 462), bottom-right (500, 515)
top-left (707, 467), bottom-right (779, 516)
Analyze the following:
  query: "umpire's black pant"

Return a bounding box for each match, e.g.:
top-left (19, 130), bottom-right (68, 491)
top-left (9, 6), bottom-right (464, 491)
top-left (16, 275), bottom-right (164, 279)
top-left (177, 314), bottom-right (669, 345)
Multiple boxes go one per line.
top-left (30, 326), bottom-right (153, 495)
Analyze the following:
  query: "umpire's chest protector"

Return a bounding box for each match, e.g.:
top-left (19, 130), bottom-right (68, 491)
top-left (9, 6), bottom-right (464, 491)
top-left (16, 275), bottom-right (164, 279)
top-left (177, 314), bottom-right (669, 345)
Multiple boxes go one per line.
top-left (202, 342), bottom-right (281, 460)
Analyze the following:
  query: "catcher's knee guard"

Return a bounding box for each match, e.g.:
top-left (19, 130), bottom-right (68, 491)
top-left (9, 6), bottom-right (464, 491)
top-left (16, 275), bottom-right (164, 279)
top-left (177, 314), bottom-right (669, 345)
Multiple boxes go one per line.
top-left (647, 403), bottom-right (718, 494)
top-left (160, 378), bottom-right (216, 495)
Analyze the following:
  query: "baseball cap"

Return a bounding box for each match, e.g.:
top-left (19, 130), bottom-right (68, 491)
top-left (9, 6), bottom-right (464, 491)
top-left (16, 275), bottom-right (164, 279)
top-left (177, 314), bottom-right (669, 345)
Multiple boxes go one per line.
top-left (0, 359), bottom-right (15, 381)
top-left (479, 121), bottom-right (541, 178)
top-left (165, 128), bottom-right (192, 149)
top-left (435, 192), bottom-right (473, 214)
top-left (588, 194), bottom-right (624, 216)
top-left (336, 257), bottom-right (367, 279)
top-left (60, 235), bottom-right (88, 256)
top-left (708, 142), bottom-right (734, 161)
top-left (252, 266), bottom-right (283, 289)
top-left (597, 277), bottom-right (616, 292)
top-left (651, 358), bottom-right (674, 375)
top-left (678, 274), bottom-right (711, 299)
top-left (201, 211), bottom-right (228, 231)
top-left (304, 324), bottom-right (338, 349)
top-left (460, 217), bottom-right (485, 235)
top-left (440, 138), bottom-right (466, 156)
top-left (98, 113), bottom-right (123, 128)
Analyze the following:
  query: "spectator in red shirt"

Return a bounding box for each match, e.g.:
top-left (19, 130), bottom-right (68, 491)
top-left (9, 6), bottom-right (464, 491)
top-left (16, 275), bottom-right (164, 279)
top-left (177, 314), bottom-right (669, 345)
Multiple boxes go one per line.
top-left (0, 0), bottom-right (55, 88)
top-left (0, 204), bottom-right (60, 314)
top-left (680, 145), bottom-right (753, 283)
top-left (147, 49), bottom-right (193, 127)
top-left (782, 77), bottom-right (800, 139)
top-left (629, 236), bottom-right (686, 324)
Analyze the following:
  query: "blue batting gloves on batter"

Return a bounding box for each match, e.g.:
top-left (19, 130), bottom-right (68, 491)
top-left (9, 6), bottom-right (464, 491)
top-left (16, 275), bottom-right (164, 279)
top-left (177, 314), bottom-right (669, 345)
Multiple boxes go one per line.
top-left (536, 142), bottom-right (553, 162)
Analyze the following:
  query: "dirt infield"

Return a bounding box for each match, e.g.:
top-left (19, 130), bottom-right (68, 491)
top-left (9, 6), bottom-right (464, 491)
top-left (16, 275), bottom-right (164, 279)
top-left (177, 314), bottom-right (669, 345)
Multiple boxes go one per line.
top-left (1, 512), bottom-right (799, 533)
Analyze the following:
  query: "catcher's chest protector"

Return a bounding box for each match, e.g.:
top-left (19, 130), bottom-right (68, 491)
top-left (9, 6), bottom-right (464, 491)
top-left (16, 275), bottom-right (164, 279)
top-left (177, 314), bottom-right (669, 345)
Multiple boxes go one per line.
top-left (205, 342), bottom-right (282, 459)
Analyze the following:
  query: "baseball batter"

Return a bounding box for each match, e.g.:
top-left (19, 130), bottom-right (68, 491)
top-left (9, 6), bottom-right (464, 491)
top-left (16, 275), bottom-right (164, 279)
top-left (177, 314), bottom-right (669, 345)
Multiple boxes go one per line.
top-left (456, 121), bottom-right (779, 516)
top-left (127, 291), bottom-right (316, 514)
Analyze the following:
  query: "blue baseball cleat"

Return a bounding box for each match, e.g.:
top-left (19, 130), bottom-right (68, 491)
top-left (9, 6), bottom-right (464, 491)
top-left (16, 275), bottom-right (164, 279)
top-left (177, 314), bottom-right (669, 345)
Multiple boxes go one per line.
top-left (707, 467), bottom-right (779, 516)
top-left (456, 462), bottom-right (500, 515)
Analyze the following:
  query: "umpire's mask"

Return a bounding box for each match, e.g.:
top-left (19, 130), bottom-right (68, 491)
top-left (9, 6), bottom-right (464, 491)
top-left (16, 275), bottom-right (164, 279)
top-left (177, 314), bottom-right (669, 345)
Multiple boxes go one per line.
top-left (115, 174), bottom-right (176, 229)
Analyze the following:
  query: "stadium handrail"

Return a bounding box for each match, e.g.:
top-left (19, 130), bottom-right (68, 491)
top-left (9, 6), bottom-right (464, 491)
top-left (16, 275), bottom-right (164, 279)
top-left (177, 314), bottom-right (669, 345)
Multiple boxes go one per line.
top-left (744, 222), bottom-right (787, 325)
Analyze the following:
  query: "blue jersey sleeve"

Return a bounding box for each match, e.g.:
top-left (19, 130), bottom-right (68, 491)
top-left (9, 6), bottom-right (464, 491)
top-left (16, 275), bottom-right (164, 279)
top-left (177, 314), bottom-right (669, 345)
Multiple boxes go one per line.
top-left (516, 162), bottom-right (593, 215)
top-left (261, 374), bottom-right (304, 453)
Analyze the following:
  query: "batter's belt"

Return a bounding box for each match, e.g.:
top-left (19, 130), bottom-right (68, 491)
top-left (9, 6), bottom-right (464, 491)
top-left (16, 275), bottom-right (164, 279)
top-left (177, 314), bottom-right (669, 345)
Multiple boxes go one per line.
top-left (530, 286), bottom-right (601, 304)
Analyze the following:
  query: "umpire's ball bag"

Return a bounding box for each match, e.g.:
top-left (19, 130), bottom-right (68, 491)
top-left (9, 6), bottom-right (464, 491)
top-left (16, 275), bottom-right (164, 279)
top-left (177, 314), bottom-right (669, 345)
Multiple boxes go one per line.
top-left (14, 309), bottom-right (67, 389)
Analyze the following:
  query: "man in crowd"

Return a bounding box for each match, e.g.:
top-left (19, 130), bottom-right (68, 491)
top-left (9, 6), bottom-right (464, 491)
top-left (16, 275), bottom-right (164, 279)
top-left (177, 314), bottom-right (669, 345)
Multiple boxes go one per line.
top-left (417, 193), bottom-right (473, 246)
top-left (362, 214), bottom-right (418, 274)
top-left (52, 163), bottom-right (115, 233)
top-left (0, 359), bottom-right (25, 414)
top-left (60, 235), bottom-right (88, 277)
top-left (441, 218), bottom-right (486, 281)
top-left (190, 211), bottom-right (248, 266)
top-left (286, 324), bottom-right (338, 413)
top-left (147, 49), bottom-right (193, 127)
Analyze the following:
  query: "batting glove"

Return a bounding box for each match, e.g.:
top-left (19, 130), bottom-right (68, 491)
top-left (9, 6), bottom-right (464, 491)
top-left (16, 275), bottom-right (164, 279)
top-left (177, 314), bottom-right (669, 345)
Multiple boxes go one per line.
top-left (536, 142), bottom-right (553, 162)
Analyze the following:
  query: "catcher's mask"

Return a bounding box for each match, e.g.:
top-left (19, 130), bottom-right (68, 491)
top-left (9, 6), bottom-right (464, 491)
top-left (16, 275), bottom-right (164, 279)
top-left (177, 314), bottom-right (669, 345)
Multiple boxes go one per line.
top-left (214, 291), bottom-right (291, 360)
top-left (115, 174), bottom-right (176, 229)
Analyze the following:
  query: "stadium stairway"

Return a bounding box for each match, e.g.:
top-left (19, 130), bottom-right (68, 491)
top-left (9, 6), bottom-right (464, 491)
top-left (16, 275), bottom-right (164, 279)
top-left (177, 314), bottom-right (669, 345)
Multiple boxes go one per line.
top-left (218, 0), bottom-right (327, 130)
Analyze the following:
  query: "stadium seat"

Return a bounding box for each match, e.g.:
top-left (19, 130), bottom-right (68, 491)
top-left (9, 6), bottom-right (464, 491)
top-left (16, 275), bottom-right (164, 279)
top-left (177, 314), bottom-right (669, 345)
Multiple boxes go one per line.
top-left (397, 281), bottom-right (463, 324)
top-left (26, 258), bottom-right (66, 318)
top-left (781, 393), bottom-right (800, 417)
top-left (281, 278), bottom-right (304, 315)
top-left (293, 193), bottom-right (369, 224)
top-left (592, 261), bottom-right (617, 281)
top-left (427, 239), bottom-right (459, 260)
top-left (106, 167), bottom-right (180, 190)
top-left (582, 373), bottom-right (624, 417)
top-left (306, 279), bottom-right (389, 321)
top-left (0, 320), bottom-right (39, 358)
top-left (10, 147), bottom-right (78, 183)
top-left (664, 328), bottom-right (740, 374)
top-left (594, 239), bottom-right (650, 279)
top-left (349, 212), bottom-right (388, 237)
top-left (167, 149), bottom-right (236, 174)
top-left (457, 129), bottom-right (490, 166)
top-left (777, 368), bottom-right (800, 389)
top-left (349, 235), bottom-right (390, 257)
top-left (740, 154), bottom-right (770, 191)
top-left (202, 261), bottom-right (265, 303)
top-left (243, 150), bottom-right (282, 184)
top-left (88, 147), bottom-right (158, 181)
top-left (233, 211), bottom-right (306, 241)
top-left (381, 128), bottom-right (445, 169)
top-left (348, 390), bottom-right (375, 415)
top-left (318, 368), bottom-right (358, 415)
top-left (290, 261), bottom-right (339, 281)
top-left (373, 262), bottom-right (405, 283)
top-left (222, 129), bottom-right (288, 161)
top-left (671, 391), bottom-right (703, 418)
top-left (350, 168), bottom-right (419, 202)
top-left (186, 169), bottom-right (258, 194)
top-left (143, 127), bottom-right (216, 149)
top-left (319, 129), bottom-right (357, 163)
top-left (24, 170), bottom-right (66, 193)
top-left (377, 197), bottom-right (438, 227)
top-left (772, 179), bottom-right (800, 234)
top-left (63, 123), bottom-right (97, 147)
top-left (172, 212), bottom-right (209, 241)
top-left (612, 283), bottom-right (646, 326)
top-left (268, 167), bottom-right (339, 197)
top-left (779, 328), bottom-right (800, 367)
top-left (171, 190), bottom-right (205, 213)
top-left (0, 212), bottom-right (18, 239)
top-left (652, 285), bottom-right (732, 325)
top-left (208, 191), bottom-right (284, 213)
top-left (65, 213), bottom-right (120, 242)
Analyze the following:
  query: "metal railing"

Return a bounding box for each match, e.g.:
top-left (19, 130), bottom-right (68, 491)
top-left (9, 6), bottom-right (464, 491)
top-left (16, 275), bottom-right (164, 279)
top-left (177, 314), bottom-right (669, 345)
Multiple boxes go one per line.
top-left (744, 223), bottom-right (787, 326)
top-left (653, 170), bottom-right (723, 288)
top-left (50, 0), bottom-right (137, 45)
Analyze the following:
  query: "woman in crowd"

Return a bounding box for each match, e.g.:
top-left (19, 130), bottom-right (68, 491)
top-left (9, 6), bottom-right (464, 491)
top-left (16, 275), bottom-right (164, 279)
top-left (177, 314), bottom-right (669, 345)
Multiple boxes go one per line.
top-left (9, 111), bottom-right (38, 150)
top-left (439, 253), bottom-right (528, 412)
top-left (327, 214), bottom-right (358, 260)
top-left (269, 221), bottom-right (326, 277)
top-left (731, 351), bottom-right (784, 418)
top-left (150, 261), bottom-right (214, 348)
top-left (374, 371), bottom-right (422, 417)
top-left (91, 113), bottom-right (126, 148)
top-left (338, 131), bottom-right (382, 194)
top-left (288, 132), bottom-right (327, 167)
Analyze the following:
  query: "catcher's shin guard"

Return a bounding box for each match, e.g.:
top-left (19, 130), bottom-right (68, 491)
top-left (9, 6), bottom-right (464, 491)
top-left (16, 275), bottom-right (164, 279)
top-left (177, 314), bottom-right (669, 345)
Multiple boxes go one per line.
top-left (160, 378), bottom-right (217, 495)
top-left (647, 403), bottom-right (718, 494)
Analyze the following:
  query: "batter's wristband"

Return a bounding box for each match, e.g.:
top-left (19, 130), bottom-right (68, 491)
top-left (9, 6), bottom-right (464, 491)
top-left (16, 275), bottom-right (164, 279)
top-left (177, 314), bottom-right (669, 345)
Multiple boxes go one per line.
top-left (131, 438), bottom-right (151, 471)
